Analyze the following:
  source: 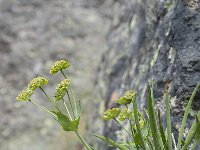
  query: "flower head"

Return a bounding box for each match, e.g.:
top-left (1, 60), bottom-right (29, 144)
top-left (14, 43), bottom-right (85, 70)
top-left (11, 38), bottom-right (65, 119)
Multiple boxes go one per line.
top-left (28, 77), bottom-right (48, 90)
top-left (102, 107), bottom-right (121, 120)
top-left (54, 79), bottom-right (71, 101)
top-left (16, 89), bottom-right (33, 102)
top-left (50, 60), bottom-right (70, 74)
top-left (116, 90), bottom-right (136, 105)
top-left (118, 108), bottom-right (131, 121)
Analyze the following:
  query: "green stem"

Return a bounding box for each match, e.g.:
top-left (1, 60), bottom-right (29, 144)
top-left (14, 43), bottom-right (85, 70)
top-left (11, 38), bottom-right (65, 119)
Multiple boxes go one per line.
top-left (62, 98), bottom-right (72, 120)
top-left (75, 131), bottom-right (92, 150)
top-left (113, 118), bottom-right (132, 135)
top-left (39, 87), bottom-right (60, 112)
top-left (66, 91), bottom-right (76, 119)
top-left (70, 87), bottom-right (78, 118)
top-left (125, 105), bottom-right (135, 140)
top-left (60, 69), bottom-right (76, 119)
top-left (60, 69), bottom-right (67, 78)
top-left (125, 105), bottom-right (134, 139)
top-left (29, 99), bottom-right (56, 117)
top-left (129, 120), bottom-right (134, 139)
top-left (133, 94), bottom-right (146, 150)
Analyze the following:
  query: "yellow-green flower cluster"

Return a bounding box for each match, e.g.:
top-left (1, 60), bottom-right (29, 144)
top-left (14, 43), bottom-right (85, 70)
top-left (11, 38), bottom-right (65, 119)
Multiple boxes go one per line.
top-left (28, 77), bottom-right (48, 90)
top-left (16, 89), bottom-right (33, 102)
top-left (118, 108), bottom-right (131, 121)
top-left (16, 76), bottom-right (48, 102)
top-left (116, 90), bottom-right (136, 105)
top-left (102, 108), bottom-right (121, 120)
top-left (50, 60), bottom-right (70, 74)
top-left (54, 79), bottom-right (71, 101)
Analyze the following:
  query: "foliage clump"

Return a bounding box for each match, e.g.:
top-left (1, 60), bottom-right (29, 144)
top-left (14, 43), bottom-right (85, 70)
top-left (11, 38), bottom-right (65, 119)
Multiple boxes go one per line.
top-left (96, 82), bottom-right (200, 150)
top-left (16, 59), bottom-right (200, 150)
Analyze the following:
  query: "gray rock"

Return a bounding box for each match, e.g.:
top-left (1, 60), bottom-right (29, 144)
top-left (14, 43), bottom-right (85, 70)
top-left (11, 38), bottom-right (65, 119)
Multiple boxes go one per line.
top-left (93, 0), bottom-right (200, 149)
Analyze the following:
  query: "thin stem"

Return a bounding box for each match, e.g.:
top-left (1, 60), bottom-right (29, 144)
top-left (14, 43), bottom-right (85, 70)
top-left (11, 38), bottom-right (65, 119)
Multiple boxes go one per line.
top-left (66, 91), bottom-right (76, 119)
top-left (39, 87), bottom-right (60, 112)
top-left (60, 69), bottom-right (76, 118)
top-left (70, 87), bottom-right (78, 118)
top-left (60, 69), bottom-right (67, 79)
top-left (172, 133), bottom-right (177, 150)
top-left (75, 131), bottom-right (92, 150)
top-left (29, 99), bottom-right (56, 117)
top-left (62, 98), bottom-right (72, 120)
top-left (113, 118), bottom-right (132, 135)
top-left (78, 98), bottom-right (81, 115)
top-left (129, 119), bottom-right (134, 139)
top-left (125, 105), bottom-right (135, 140)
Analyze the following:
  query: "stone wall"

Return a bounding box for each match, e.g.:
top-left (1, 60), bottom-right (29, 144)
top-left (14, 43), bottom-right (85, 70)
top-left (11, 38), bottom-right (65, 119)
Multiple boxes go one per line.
top-left (92, 0), bottom-right (200, 149)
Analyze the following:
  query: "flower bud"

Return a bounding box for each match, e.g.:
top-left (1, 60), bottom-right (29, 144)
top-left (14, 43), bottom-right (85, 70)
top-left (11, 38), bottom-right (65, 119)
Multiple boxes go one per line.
top-left (116, 90), bottom-right (136, 105)
top-left (50, 60), bottom-right (70, 74)
top-left (16, 89), bottom-right (33, 102)
top-left (28, 77), bottom-right (48, 90)
top-left (102, 107), bottom-right (121, 120)
top-left (54, 79), bottom-right (70, 101)
top-left (118, 108), bottom-right (131, 121)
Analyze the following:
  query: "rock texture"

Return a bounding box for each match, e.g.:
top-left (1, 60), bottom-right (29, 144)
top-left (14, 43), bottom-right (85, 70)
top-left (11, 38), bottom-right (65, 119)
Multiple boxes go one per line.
top-left (92, 0), bottom-right (200, 149)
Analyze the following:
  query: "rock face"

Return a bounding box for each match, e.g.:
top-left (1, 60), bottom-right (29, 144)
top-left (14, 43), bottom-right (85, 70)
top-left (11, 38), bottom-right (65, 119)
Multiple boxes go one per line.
top-left (93, 0), bottom-right (200, 149)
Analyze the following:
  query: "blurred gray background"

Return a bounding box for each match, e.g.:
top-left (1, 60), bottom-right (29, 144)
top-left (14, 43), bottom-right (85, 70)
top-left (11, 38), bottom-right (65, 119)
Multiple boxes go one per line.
top-left (0, 0), bottom-right (112, 149)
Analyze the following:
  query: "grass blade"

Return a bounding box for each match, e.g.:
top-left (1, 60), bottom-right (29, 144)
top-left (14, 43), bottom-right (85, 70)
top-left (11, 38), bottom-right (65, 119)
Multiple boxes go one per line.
top-left (165, 91), bottom-right (173, 150)
top-left (132, 94), bottom-right (146, 150)
top-left (157, 109), bottom-right (168, 150)
top-left (147, 84), bottom-right (163, 150)
top-left (191, 123), bottom-right (200, 150)
top-left (177, 83), bottom-right (200, 150)
top-left (182, 112), bottom-right (200, 150)
top-left (147, 137), bottom-right (154, 150)
top-left (182, 114), bottom-right (200, 150)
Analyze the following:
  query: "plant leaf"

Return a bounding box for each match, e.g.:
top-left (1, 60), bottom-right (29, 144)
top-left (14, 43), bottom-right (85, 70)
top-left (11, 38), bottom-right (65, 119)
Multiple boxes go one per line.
top-left (147, 137), bottom-right (154, 150)
top-left (94, 134), bottom-right (128, 150)
top-left (165, 91), bottom-right (172, 150)
top-left (147, 83), bottom-right (163, 150)
top-left (157, 109), bottom-right (168, 150)
top-left (191, 120), bottom-right (200, 150)
top-left (177, 83), bottom-right (200, 150)
top-left (52, 111), bottom-right (80, 132)
top-left (126, 142), bottom-right (137, 150)
top-left (182, 112), bottom-right (200, 150)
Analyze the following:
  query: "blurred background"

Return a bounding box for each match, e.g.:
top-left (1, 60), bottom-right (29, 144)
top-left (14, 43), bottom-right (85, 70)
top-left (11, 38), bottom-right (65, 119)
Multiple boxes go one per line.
top-left (0, 0), bottom-right (112, 149)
